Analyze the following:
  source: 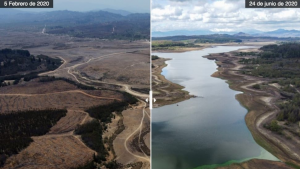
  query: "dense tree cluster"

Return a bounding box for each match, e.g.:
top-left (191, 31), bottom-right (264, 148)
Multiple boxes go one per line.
top-left (0, 72), bottom-right (39, 87)
top-left (152, 41), bottom-right (186, 48)
top-left (265, 120), bottom-right (282, 133)
top-left (240, 44), bottom-right (300, 79)
top-left (151, 55), bottom-right (159, 60)
top-left (0, 109), bottom-right (67, 166)
top-left (86, 101), bottom-right (128, 123)
top-left (74, 120), bottom-right (122, 169)
top-left (260, 43), bottom-right (300, 58)
top-left (152, 41), bottom-right (199, 50)
top-left (252, 84), bottom-right (261, 89)
top-left (0, 49), bottom-right (62, 86)
top-left (239, 43), bottom-right (300, 124)
top-left (75, 92), bottom-right (137, 168)
top-left (131, 87), bottom-right (149, 94)
top-left (277, 94), bottom-right (300, 123)
top-left (278, 78), bottom-right (300, 89)
top-left (75, 120), bottom-right (107, 161)
top-left (0, 49), bottom-right (62, 77)
top-left (121, 92), bottom-right (138, 104)
top-left (195, 38), bottom-right (242, 43)
top-left (235, 52), bottom-right (258, 56)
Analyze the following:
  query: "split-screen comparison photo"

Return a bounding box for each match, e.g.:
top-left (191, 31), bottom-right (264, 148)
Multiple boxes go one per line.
top-left (1, 0), bottom-right (300, 169)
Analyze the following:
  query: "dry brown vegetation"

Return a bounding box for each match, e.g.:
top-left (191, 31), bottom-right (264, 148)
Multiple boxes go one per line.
top-left (0, 79), bottom-right (77, 94)
top-left (113, 103), bottom-right (150, 168)
top-left (0, 91), bottom-right (119, 113)
top-left (48, 110), bottom-right (91, 134)
top-left (3, 136), bottom-right (95, 169)
top-left (80, 51), bottom-right (150, 87)
top-left (0, 79), bottom-right (123, 168)
top-left (0, 29), bottom-right (150, 169)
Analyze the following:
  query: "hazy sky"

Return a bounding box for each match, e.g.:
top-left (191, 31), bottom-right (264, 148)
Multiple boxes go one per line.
top-left (17, 0), bottom-right (150, 13)
top-left (152, 0), bottom-right (300, 32)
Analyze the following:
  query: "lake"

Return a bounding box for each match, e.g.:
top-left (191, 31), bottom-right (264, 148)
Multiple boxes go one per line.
top-left (152, 46), bottom-right (278, 169)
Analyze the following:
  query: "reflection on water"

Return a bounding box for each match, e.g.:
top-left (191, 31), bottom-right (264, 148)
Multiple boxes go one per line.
top-left (152, 46), bottom-right (278, 169)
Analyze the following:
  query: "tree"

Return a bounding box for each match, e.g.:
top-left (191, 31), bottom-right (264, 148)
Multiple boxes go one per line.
top-left (269, 120), bottom-right (281, 132)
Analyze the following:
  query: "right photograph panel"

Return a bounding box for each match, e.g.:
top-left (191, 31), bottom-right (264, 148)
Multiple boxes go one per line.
top-left (151, 0), bottom-right (300, 168)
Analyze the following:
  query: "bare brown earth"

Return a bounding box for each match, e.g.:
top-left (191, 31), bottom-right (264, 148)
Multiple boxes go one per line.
top-left (152, 58), bottom-right (194, 107)
top-left (3, 136), bottom-right (95, 169)
top-left (0, 30), bottom-right (150, 169)
top-left (0, 30), bottom-right (150, 95)
top-left (48, 110), bottom-right (91, 134)
top-left (80, 50), bottom-right (150, 87)
top-left (204, 48), bottom-right (300, 168)
top-left (0, 79), bottom-right (77, 94)
top-left (113, 101), bottom-right (150, 169)
top-left (0, 88), bottom-right (120, 113)
top-left (0, 79), bottom-right (121, 168)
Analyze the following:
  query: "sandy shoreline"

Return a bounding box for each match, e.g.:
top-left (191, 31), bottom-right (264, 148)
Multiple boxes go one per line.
top-left (152, 57), bottom-right (195, 108)
top-left (152, 41), bottom-right (276, 53)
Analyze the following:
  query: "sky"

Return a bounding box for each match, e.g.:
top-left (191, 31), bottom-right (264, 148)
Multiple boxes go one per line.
top-left (17, 0), bottom-right (150, 13)
top-left (152, 0), bottom-right (300, 32)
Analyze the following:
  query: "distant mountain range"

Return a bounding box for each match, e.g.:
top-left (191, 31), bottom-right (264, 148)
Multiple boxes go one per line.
top-left (101, 8), bottom-right (131, 16)
top-left (152, 30), bottom-right (214, 37)
top-left (152, 29), bottom-right (300, 38)
top-left (256, 29), bottom-right (300, 37)
top-left (0, 9), bottom-right (139, 25)
top-left (0, 9), bottom-right (150, 40)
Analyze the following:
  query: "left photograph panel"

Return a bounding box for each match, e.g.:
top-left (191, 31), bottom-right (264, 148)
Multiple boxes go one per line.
top-left (0, 0), bottom-right (150, 168)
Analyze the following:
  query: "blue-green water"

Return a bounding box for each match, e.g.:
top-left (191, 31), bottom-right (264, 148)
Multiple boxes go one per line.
top-left (152, 46), bottom-right (278, 169)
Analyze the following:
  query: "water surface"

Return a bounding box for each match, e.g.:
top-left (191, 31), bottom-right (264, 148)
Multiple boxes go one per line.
top-left (152, 46), bottom-right (278, 169)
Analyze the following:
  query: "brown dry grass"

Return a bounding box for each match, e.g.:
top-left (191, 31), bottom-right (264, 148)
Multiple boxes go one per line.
top-left (48, 110), bottom-right (89, 134)
top-left (3, 136), bottom-right (94, 169)
top-left (79, 51), bottom-right (150, 87)
top-left (0, 80), bottom-right (77, 94)
top-left (0, 92), bottom-right (115, 113)
top-left (113, 102), bottom-right (150, 166)
top-left (0, 30), bottom-right (149, 169)
top-left (0, 79), bottom-right (126, 168)
top-left (0, 80), bottom-right (123, 113)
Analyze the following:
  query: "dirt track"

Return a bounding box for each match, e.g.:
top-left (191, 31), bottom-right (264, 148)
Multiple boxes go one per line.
top-left (0, 30), bottom-right (150, 169)
top-left (113, 101), bottom-right (150, 168)
top-left (205, 48), bottom-right (300, 167)
top-left (65, 52), bottom-right (149, 99)
top-left (3, 109), bottom-right (95, 169)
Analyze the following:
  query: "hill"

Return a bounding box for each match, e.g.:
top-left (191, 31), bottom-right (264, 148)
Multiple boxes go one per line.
top-left (0, 10), bottom-right (150, 40)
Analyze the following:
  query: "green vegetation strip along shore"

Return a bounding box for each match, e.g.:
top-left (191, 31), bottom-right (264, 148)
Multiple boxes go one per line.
top-left (152, 41), bottom-right (200, 50)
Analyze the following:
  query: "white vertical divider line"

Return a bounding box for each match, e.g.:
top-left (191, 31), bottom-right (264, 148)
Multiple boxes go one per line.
top-left (149, 91), bottom-right (153, 109)
top-left (150, 0), bottom-right (153, 168)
